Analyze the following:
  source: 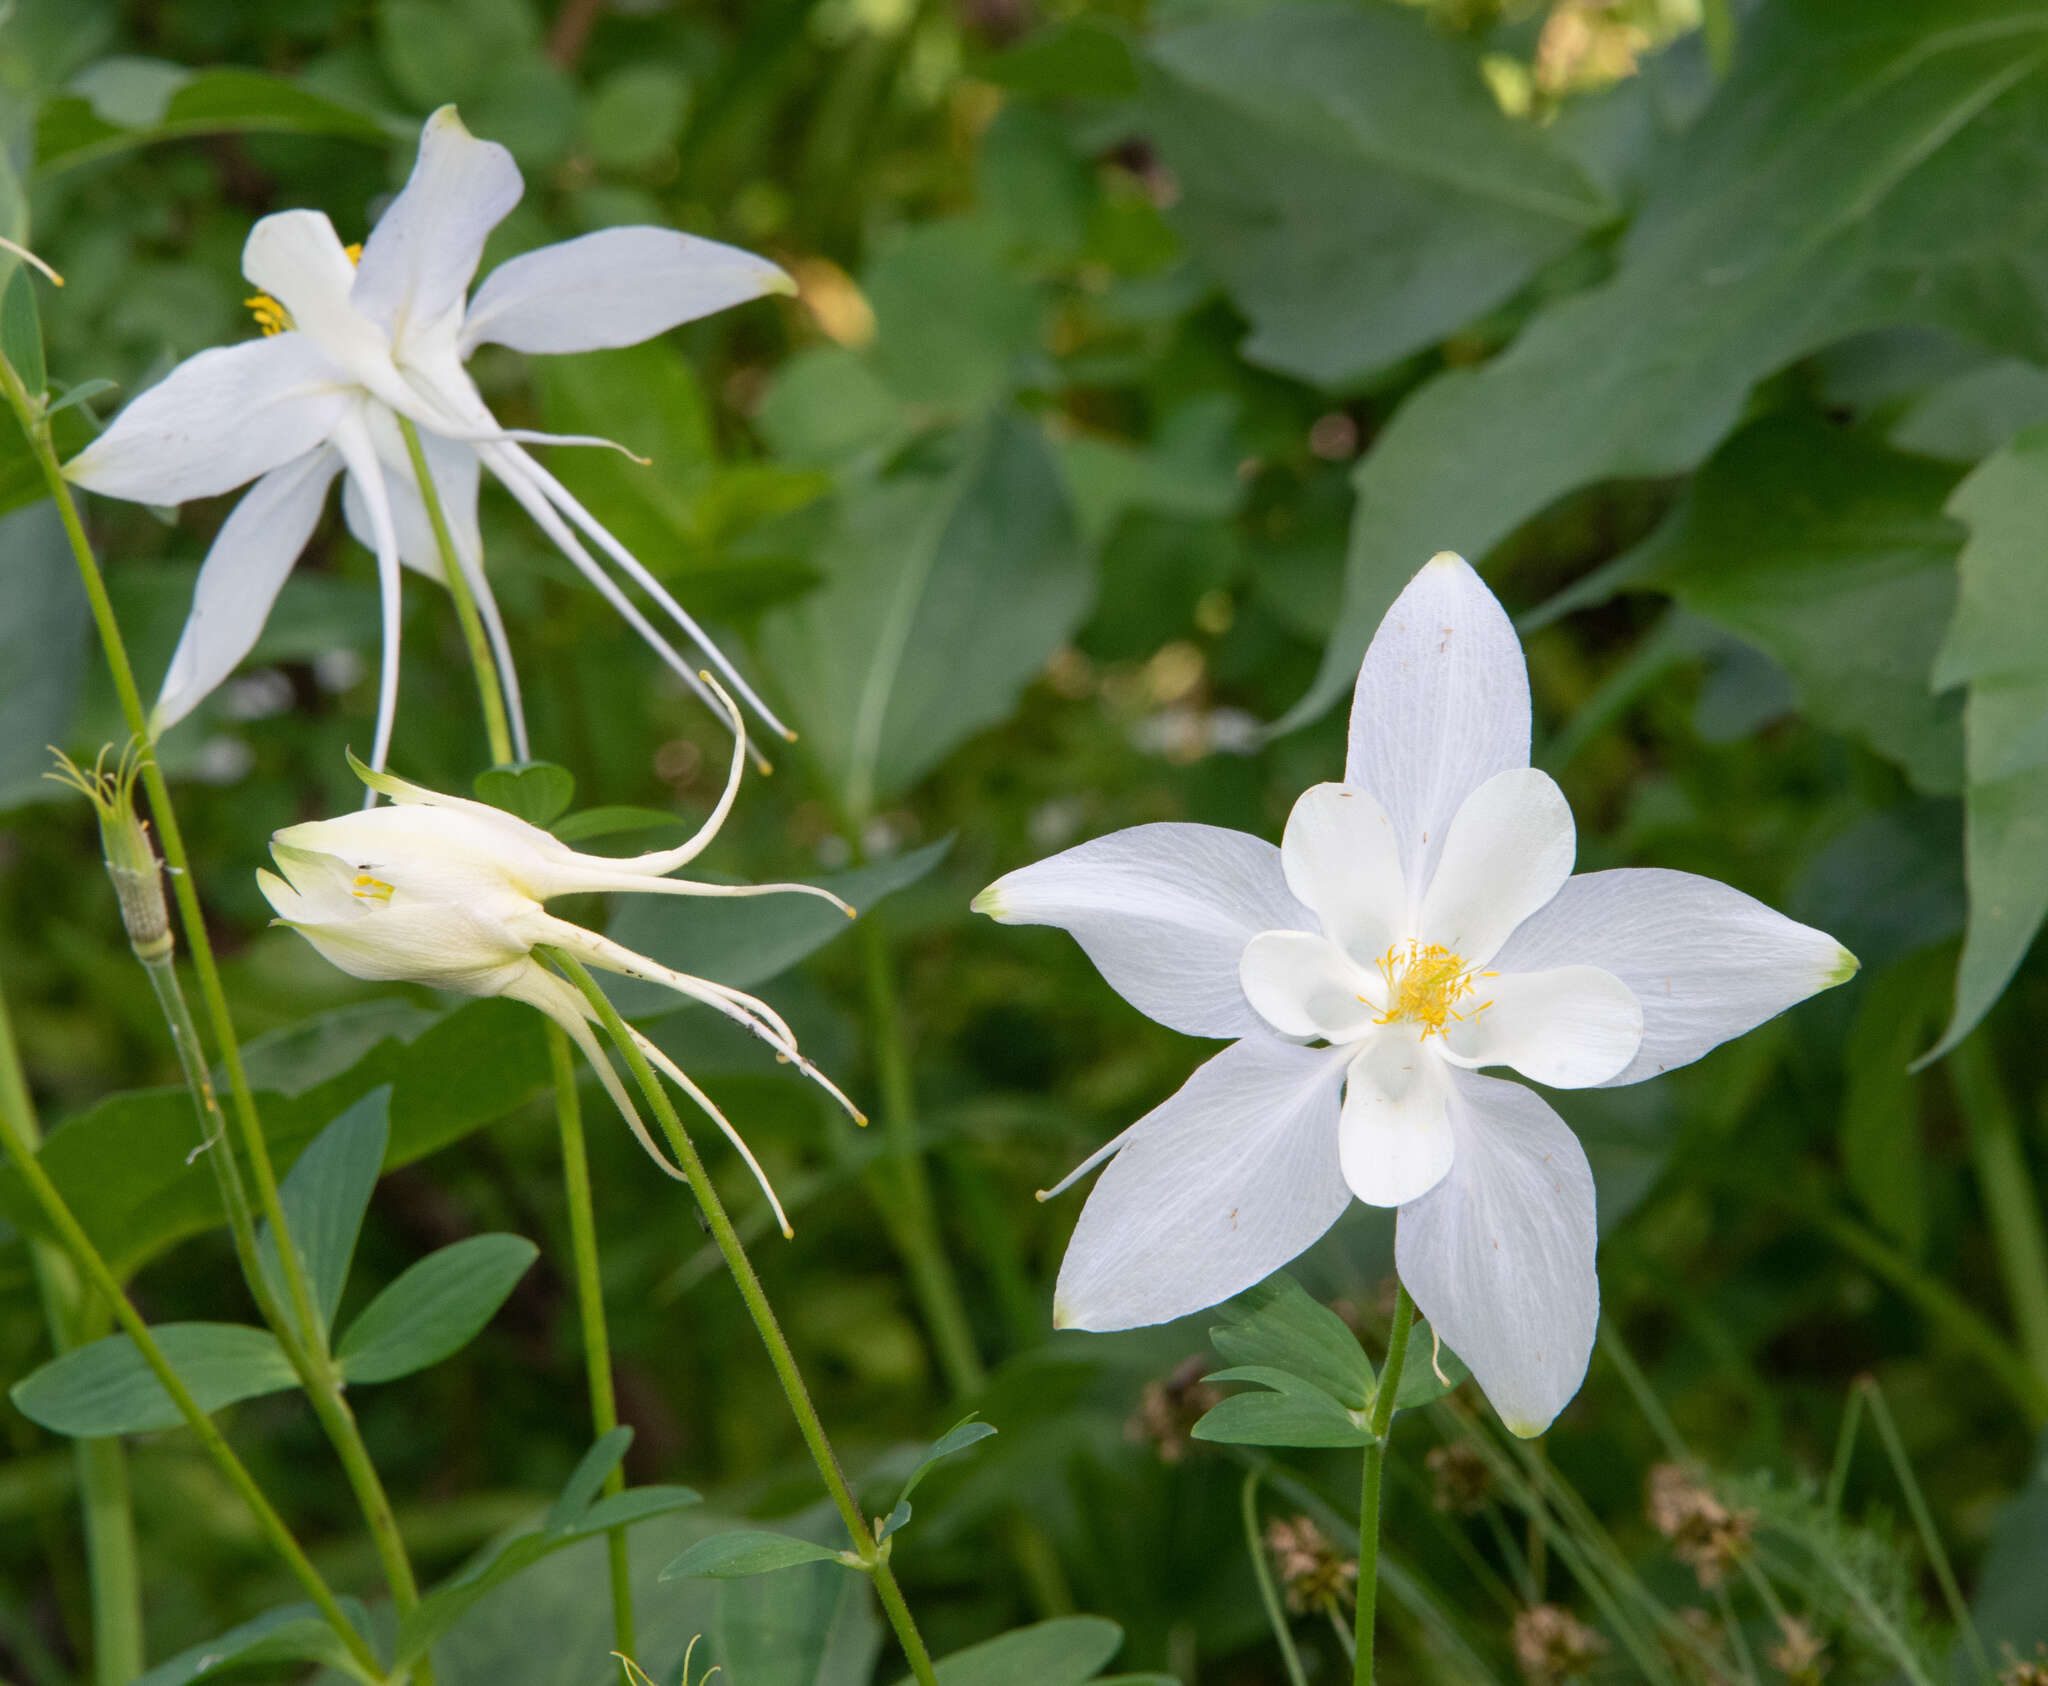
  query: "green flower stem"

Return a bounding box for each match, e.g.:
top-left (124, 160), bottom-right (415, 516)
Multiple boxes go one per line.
top-left (546, 950), bottom-right (940, 1686)
top-left (545, 1022), bottom-right (635, 1655)
top-left (1948, 1036), bottom-right (2048, 1391)
top-left (1354, 1286), bottom-right (1415, 1686)
top-left (395, 414), bottom-right (514, 767)
top-left (1241, 1472), bottom-right (1309, 1686)
top-left (0, 981), bottom-right (377, 1679)
top-left (857, 913), bottom-right (984, 1396)
top-left (2, 371), bottom-right (432, 1670)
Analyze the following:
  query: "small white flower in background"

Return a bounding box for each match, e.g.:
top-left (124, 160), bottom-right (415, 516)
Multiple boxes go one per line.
top-left (66, 105), bottom-right (796, 774)
top-left (257, 688), bottom-right (858, 1237)
top-left (974, 553), bottom-right (1858, 1436)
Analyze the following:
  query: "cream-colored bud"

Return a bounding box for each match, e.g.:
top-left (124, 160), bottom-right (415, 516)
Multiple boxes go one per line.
top-left (48, 743), bottom-right (172, 961)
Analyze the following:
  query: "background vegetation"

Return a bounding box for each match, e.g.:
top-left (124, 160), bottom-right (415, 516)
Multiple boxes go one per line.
top-left (4, 0), bottom-right (2048, 1682)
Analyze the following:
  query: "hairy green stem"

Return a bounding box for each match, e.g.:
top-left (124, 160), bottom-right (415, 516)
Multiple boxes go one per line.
top-left (396, 414), bottom-right (514, 767)
top-left (1354, 1286), bottom-right (1414, 1686)
top-left (1948, 1036), bottom-right (2048, 1390)
top-left (0, 981), bottom-right (376, 1678)
top-left (547, 951), bottom-right (940, 1686)
top-left (1241, 1472), bottom-right (1309, 1686)
top-left (546, 1022), bottom-right (635, 1655)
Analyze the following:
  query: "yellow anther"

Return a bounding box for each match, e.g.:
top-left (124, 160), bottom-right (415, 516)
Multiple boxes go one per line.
top-left (1373, 940), bottom-right (1486, 1039)
top-left (350, 871), bottom-right (395, 904)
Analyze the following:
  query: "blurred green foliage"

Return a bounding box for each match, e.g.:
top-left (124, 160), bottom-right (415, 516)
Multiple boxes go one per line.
top-left (4, 0), bottom-right (2048, 1682)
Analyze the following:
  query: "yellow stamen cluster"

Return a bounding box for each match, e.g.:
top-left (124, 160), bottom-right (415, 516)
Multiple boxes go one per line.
top-left (1373, 940), bottom-right (1493, 1038)
top-left (351, 871), bottom-right (394, 904)
top-left (246, 242), bottom-right (361, 336)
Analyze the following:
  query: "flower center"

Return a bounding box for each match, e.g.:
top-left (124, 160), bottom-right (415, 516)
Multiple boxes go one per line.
top-left (246, 242), bottom-right (361, 336)
top-left (1371, 941), bottom-right (1492, 1039)
top-left (351, 870), bottom-right (394, 904)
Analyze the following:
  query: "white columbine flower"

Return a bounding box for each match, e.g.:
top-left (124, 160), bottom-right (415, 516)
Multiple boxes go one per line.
top-left (257, 697), bottom-right (856, 1236)
top-left (974, 554), bottom-right (1858, 1436)
top-left (67, 105), bottom-right (796, 773)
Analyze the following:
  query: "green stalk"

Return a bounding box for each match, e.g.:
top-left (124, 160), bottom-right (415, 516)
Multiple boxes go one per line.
top-left (1825, 1381), bottom-right (1866, 1516)
top-left (4, 370), bottom-right (431, 1669)
top-left (546, 1022), bottom-right (635, 1655)
top-left (1948, 1037), bottom-right (2048, 1390)
top-left (1242, 1472), bottom-right (1309, 1686)
top-left (545, 950), bottom-right (940, 1686)
top-left (395, 414), bottom-right (514, 766)
top-left (857, 915), bottom-right (984, 1396)
top-left (0, 982), bottom-right (377, 1678)
top-left (1354, 1286), bottom-right (1415, 1686)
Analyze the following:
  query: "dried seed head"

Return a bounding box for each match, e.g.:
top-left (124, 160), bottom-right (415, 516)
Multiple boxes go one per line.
top-left (1263, 1514), bottom-right (1357, 1614)
top-left (1999, 1647), bottom-right (2048, 1686)
top-left (1426, 1440), bottom-right (1495, 1514)
top-left (1512, 1605), bottom-right (1609, 1685)
top-left (47, 743), bottom-right (171, 961)
top-left (1766, 1616), bottom-right (1830, 1684)
top-left (1125, 1353), bottom-right (1222, 1464)
top-left (1647, 1462), bottom-right (1755, 1589)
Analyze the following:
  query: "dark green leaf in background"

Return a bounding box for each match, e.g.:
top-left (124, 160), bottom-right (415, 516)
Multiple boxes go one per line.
top-left (11, 1322), bottom-right (297, 1436)
top-left (660, 1530), bottom-right (848, 1580)
top-left (905, 1616), bottom-right (1127, 1686)
top-left (474, 760), bottom-right (576, 827)
top-left (254, 1086), bottom-right (390, 1339)
top-left (130, 1599), bottom-right (381, 1686)
top-left (0, 501), bottom-right (88, 808)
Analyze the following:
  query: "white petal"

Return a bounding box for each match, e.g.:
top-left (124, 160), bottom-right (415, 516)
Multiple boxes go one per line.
top-left (1417, 768), bottom-right (1574, 966)
top-left (152, 447), bottom-right (343, 734)
top-left (1053, 1037), bottom-right (1351, 1331)
top-left (1395, 1070), bottom-right (1597, 1437)
top-left (1347, 553), bottom-right (1532, 890)
top-left (1487, 868), bottom-right (1859, 1087)
top-left (1340, 1032), bottom-right (1453, 1206)
top-left (459, 226), bottom-right (793, 357)
top-left (1438, 965), bottom-right (1642, 1088)
top-left (973, 823), bottom-right (1314, 1038)
top-left (327, 408), bottom-right (406, 776)
top-left (1281, 782), bottom-right (1409, 963)
top-left (243, 211), bottom-right (402, 392)
top-left (1238, 929), bottom-right (1381, 1042)
top-left (341, 411), bottom-right (481, 583)
top-left (352, 106), bottom-right (523, 363)
top-left (63, 335), bottom-right (350, 505)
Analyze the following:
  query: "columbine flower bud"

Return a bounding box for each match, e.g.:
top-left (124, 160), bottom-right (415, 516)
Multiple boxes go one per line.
top-left (48, 744), bottom-right (171, 961)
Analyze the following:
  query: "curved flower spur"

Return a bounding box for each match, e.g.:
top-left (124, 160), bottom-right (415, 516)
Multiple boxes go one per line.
top-left (256, 682), bottom-right (861, 1238)
top-left (65, 105), bottom-right (797, 774)
top-left (975, 553), bottom-right (1860, 1436)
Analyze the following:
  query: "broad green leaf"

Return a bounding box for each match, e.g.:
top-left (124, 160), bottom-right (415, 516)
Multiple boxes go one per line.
top-left (584, 64), bottom-right (689, 171)
top-left (474, 760), bottom-right (575, 827)
top-left (1207, 1272), bottom-right (1375, 1410)
top-left (395, 1481), bottom-right (701, 1668)
top-left (977, 19), bottom-right (1139, 100)
top-left (1057, 396), bottom-right (1243, 546)
top-left (11, 1322), bottom-right (296, 1436)
top-left (1840, 958), bottom-right (1947, 1257)
top-left (1630, 416), bottom-right (1965, 794)
top-left (754, 347), bottom-right (911, 469)
top-left (604, 837), bottom-right (951, 1016)
top-left (902, 1616), bottom-right (1126, 1686)
top-left (336, 1233), bottom-right (538, 1384)
top-left (715, 1549), bottom-right (882, 1686)
top-left (131, 1599), bottom-right (380, 1686)
top-left (1288, 0), bottom-right (2048, 732)
top-left (542, 1426), bottom-right (635, 1531)
top-left (255, 1086), bottom-right (390, 1339)
top-left (2, 268), bottom-right (46, 397)
top-left (1144, 2), bottom-right (1609, 386)
top-left (0, 502), bottom-right (88, 810)
top-left (375, 0), bottom-right (538, 107)
top-left (1970, 1425), bottom-right (2048, 1660)
top-left (759, 410), bottom-right (1089, 820)
top-left (864, 220), bottom-right (1040, 410)
top-left (1920, 426), bottom-right (2048, 1059)
top-left (1191, 1367), bottom-right (1370, 1449)
top-left (37, 62), bottom-right (392, 173)
top-left (660, 1530), bottom-right (848, 1580)
top-left (0, 996), bottom-right (551, 1278)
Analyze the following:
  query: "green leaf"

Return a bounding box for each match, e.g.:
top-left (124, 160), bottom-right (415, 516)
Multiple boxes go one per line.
top-left (759, 409), bottom-right (1089, 820)
top-left (37, 62), bottom-right (392, 174)
top-left (1144, 2), bottom-right (1608, 386)
top-left (335, 1234), bottom-right (538, 1384)
top-left (255, 1087), bottom-right (390, 1340)
top-left (2, 268), bottom-right (46, 398)
top-left (11, 1323), bottom-right (297, 1437)
top-left (1920, 425), bottom-right (2048, 1060)
top-left (542, 1426), bottom-right (634, 1531)
top-left (1630, 415), bottom-right (1965, 794)
top-left (1191, 1368), bottom-right (1370, 1449)
top-left (1393, 1324), bottom-right (1470, 1411)
top-left (474, 761), bottom-right (576, 827)
top-left (898, 1416), bottom-right (997, 1507)
top-left (1207, 1272), bottom-right (1375, 1410)
top-left (864, 220), bottom-right (1040, 410)
top-left (1971, 1425), bottom-right (2048, 1659)
top-left (394, 1480), bottom-right (700, 1668)
top-left (603, 837), bottom-right (951, 1017)
top-left (131, 1599), bottom-right (381, 1686)
top-left (0, 502), bottom-right (89, 810)
top-left (1287, 1), bottom-right (2048, 732)
top-left (1841, 958), bottom-right (1948, 1255)
top-left (715, 1547), bottom-right (882, 1686)
top-left (904, 1616), bottom-right (1126, 1686)
top-left (585, 64), bottom-right (690, 171)
top-left (977, 19), bottom-right (1139, 100)
top-left (551, 805), bottom-right (692, 846)
top-left (45, 377), bottom-right (119, 418)
top-left (659, 1530), bottom-right (849, 1580)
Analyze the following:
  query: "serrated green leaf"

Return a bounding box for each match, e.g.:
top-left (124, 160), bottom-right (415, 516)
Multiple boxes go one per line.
top-left (11, 1323), bottom-right (297, 1436)
top-left (474, 761), bottom-right (575, 827)
top-left (336, 1234), bottom-right (537, 1384)
top-left (1208, 1272), bottom-right (1375, 1410)
top-left (255, 1087), bottom-right (389, 1339)
top-left (660, 1530), bottom-right (849, 1580)
top-left (131, 1599), bottom-right (380, 1686)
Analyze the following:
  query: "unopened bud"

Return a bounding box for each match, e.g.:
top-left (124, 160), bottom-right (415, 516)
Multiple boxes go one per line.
top-left (48, 743), bottom-right (172, 961)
